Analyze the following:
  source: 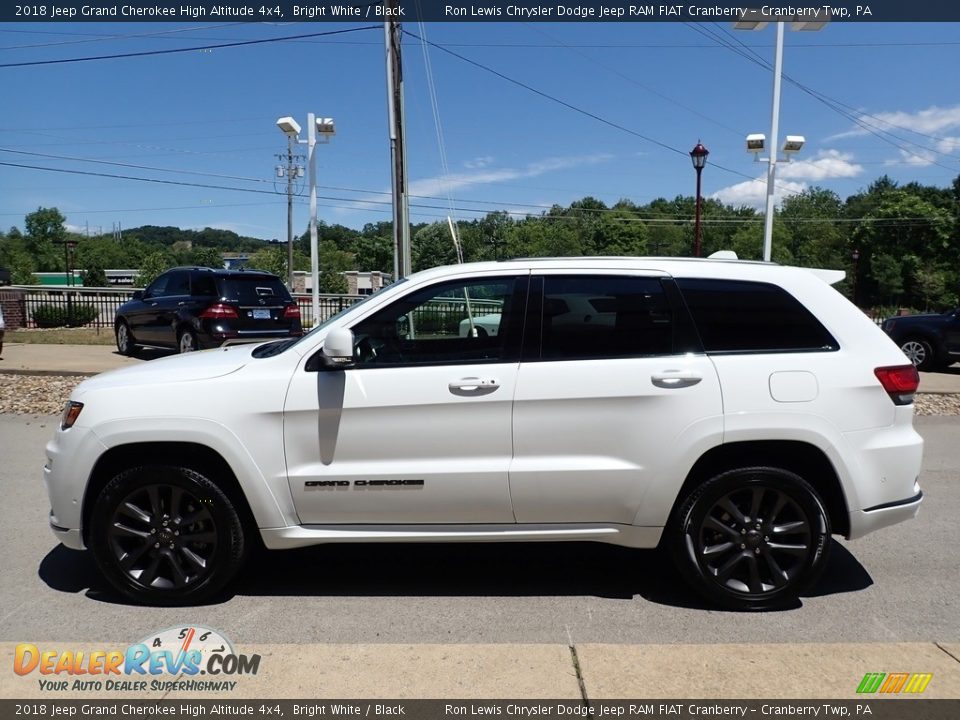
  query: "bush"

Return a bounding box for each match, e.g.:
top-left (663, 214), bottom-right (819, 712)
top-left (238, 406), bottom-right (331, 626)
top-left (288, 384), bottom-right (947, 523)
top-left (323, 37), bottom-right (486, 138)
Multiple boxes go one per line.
top-left (33, 303), bottom-right (100, 328)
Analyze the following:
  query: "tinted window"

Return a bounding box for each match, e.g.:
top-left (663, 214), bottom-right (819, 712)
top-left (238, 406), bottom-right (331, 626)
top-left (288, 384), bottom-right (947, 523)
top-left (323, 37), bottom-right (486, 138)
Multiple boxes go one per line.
top-left (534, 276), bottom-right (674, 360)
top-left (221, 276), bottom-right (291, 304)
top-left (192, 273), bottom-right (218, 297)
top-left (676, 278), bottom-right (838, 353)
top-left (351, 277), bottom-right (526, 366)
top-left (165, 271), bottom-right (191, 296)
top-left (145, 274), bottom-right (169, 298)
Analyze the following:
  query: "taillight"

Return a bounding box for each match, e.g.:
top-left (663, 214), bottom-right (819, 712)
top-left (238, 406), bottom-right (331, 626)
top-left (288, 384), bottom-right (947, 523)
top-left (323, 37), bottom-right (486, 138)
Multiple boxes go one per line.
top-left (874, 364), bottom-right (919, 405)
top-left (283, 305), bottom-right (301, 319)
top-left (200, 303), bottom-right (238, 319)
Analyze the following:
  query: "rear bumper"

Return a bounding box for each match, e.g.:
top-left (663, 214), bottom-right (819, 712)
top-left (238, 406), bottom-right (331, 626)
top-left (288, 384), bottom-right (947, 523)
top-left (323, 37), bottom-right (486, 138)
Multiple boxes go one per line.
top-left (847, 488), bottom-right (923, 540)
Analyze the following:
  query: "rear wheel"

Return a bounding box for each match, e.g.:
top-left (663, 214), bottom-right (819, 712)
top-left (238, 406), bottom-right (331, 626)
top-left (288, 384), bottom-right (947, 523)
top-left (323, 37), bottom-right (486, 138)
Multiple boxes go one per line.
top-left (178, 328), bottom-right (198, 353)
top-left (900, 338), bottom-right (934, 371)
top-left (671, 467), bottom-right (831, 611)
top-left (90, 465), bottom-right (246, 605)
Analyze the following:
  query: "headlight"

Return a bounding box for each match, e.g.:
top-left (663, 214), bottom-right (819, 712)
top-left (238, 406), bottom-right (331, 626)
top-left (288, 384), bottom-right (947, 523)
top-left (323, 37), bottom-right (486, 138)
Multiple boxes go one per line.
top-left (60, 401), bottom-right (84, 430)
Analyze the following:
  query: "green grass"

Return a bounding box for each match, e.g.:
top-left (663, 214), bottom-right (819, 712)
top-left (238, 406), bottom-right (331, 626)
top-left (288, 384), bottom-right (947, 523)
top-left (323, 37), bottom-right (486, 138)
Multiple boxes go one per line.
top-left (8, 327), bottom-right (115, 345)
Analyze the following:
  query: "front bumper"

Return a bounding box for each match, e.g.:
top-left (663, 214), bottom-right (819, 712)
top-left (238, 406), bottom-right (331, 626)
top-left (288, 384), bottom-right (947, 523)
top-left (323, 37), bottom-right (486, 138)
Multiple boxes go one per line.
top-left (49, 511), bottom-right (85, 550)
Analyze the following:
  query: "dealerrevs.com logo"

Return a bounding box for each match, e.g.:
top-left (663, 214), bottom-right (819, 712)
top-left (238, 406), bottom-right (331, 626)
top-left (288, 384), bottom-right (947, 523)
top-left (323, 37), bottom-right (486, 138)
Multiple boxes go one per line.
top-left (13, 625), bottom-right (260, 693)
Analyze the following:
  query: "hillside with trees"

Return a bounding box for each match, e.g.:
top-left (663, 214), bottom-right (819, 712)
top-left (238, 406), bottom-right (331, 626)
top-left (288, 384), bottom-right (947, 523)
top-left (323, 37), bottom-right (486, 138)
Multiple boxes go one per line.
top-left (1, 173), bottom-right (957, 309)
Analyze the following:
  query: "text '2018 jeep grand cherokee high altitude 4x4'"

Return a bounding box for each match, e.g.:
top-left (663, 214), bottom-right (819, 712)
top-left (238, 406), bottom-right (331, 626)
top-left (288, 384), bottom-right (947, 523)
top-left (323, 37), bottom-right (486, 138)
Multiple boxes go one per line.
top-left (44, 257), bottom-right (924, 610)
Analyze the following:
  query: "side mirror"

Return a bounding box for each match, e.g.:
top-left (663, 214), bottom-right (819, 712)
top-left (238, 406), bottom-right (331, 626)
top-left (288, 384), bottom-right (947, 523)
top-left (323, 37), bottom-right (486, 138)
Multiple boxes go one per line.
top-left (307, 327), bottom-right (355, 372)
top-left (132, 290), bottom-right (144, 300)
top-left (324, 327), bottom-right (354, 361)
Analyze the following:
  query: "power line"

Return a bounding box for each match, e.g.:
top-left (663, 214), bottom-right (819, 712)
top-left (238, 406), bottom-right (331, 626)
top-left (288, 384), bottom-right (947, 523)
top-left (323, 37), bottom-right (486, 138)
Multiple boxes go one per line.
top-left (0, 25), bottom-right (381, 68)
top-left (0, 22), bottom-right (249, 51)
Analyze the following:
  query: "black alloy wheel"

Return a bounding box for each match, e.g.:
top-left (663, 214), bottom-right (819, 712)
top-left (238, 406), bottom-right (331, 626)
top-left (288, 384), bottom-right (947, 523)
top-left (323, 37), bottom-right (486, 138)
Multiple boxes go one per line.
top-left (91, 466), bottom-right (245, 605)
top-left (672, 467), bottom-right (831, 611)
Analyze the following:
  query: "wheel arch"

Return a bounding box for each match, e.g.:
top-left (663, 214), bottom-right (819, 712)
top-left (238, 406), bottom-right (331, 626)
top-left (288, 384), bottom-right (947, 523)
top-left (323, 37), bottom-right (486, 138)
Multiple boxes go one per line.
top-left (83, 442), bottom-right (261, 548)
top-left (668, 440), bottom-right (849, 538)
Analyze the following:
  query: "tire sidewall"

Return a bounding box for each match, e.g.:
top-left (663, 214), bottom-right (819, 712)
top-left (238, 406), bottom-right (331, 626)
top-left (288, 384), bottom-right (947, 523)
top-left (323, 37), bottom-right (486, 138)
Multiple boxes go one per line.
top-left (90, 465), bottom-right (245, 606)
top-left (178, 328), bottom-right (197, 353)
top-left (673, 467), bottom-right (831, 611)
top-left (901, 338), bottom-right (934, 371)
top-left (115, 321), bottom-right (134, 355)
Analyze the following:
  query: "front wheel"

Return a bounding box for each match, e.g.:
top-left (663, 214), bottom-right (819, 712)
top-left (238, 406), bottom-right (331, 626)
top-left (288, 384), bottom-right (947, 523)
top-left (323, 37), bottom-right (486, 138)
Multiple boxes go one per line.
top-left (900, 338), bottom-right (935, 371)
top-left (90, 465), bottom-right (246, 605)
top-left (670, 467), bottom-right (831, 611)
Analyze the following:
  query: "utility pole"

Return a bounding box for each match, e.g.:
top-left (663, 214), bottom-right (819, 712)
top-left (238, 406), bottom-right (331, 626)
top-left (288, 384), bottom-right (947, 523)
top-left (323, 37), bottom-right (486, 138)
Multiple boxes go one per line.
top-left (275, 141), bottom-right (304, 290)
top-left (384, 9), bottom-right (411, 279)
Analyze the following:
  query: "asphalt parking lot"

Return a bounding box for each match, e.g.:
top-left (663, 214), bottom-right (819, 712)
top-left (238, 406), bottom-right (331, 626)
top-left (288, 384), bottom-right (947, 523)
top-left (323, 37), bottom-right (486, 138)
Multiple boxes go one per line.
top-left (1, 414), bottom-right (957, 646)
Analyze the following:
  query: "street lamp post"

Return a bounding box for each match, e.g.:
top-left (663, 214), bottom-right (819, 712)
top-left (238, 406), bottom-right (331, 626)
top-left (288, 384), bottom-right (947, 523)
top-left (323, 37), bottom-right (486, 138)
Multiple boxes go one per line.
top-left (735, 14), bottom-right (827, 262)
top-left (276, 114), bottom-right (336, 328)
top-left (689, 142), bottom-right (709, 257)
top-left (851, 248), bottom-right (860, 307)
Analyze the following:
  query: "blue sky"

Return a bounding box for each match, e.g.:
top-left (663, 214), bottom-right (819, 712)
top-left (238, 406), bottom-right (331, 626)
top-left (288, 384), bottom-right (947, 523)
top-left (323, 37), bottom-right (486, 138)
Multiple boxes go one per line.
top-left (1, 21), bottom-right (958, 240)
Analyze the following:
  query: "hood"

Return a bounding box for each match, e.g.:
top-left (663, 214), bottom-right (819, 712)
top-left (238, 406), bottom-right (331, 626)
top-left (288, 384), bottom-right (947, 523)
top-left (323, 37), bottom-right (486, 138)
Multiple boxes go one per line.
top-left (888, 311), bottom-right (951, 324)
top-left (73, 343), bottom-right (258, 395)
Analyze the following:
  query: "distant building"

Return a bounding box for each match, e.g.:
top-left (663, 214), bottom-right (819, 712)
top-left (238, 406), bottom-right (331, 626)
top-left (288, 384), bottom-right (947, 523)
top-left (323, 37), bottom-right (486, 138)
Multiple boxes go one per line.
top-left (221, 254), bottom-right (249, 270)
top-left (293, 270), bottom-right (392, 295)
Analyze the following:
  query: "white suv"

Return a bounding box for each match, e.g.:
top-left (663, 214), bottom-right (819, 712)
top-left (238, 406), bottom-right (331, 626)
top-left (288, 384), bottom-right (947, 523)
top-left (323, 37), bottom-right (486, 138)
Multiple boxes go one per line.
top-left (44, 257), bottom-right (924, 610)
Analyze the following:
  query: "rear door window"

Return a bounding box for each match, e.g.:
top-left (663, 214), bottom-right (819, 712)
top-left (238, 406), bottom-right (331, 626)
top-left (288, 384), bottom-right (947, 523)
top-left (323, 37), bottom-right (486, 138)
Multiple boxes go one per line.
top-left (527, 275), bottom-right (676, 361)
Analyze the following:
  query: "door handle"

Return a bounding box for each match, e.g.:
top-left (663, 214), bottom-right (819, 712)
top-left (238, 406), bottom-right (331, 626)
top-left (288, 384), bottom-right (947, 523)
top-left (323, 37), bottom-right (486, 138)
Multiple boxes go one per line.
top-left (448, 377), bottom-right (500, 396)
top-left (651, 371), bottom-right (702, 389)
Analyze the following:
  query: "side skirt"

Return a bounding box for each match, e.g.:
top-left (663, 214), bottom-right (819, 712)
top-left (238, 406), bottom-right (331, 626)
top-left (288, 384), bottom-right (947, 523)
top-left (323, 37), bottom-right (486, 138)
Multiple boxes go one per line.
top-left (260, 523), bottom-right (663, 550)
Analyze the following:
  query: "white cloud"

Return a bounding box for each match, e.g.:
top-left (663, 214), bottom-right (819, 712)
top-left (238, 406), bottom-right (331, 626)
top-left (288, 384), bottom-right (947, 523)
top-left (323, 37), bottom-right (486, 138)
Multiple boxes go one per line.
top-left (936, 136), bottom-right (960, 154)
top-left (888, 148), bottom-right (937, 167)
top-left (711, 177), bottom-right (808, 210)
top-left (408, 153), bottom-right (614, 198)
top-left (829, 104), bottom-right (960, 141)
top-left (463, 156), bottom-right (494, 169)
top-left (778, 149), bottom-right (863, 181)
top-left (711, 150), bottom-right (861, 210)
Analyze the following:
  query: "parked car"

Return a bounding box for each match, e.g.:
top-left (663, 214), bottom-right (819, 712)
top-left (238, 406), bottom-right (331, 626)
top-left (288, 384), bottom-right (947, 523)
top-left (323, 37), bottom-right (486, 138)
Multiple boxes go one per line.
top-left (46, 257), bottom-right (923, 610)
top-left (114, 267), bottom-right (302, 354)
top-left (881, 308), bottom-right (960, 371)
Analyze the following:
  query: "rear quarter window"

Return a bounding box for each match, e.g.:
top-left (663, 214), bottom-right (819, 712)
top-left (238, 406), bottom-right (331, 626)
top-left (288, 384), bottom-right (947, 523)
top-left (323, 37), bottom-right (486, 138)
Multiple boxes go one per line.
top-left (676, 278), bottom-right (838, 353)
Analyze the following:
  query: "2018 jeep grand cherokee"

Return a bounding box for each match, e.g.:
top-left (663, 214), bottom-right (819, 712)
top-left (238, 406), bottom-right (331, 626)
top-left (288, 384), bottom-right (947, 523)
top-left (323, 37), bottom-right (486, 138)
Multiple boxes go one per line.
top-left (44, 257), bottom-right (923, 610)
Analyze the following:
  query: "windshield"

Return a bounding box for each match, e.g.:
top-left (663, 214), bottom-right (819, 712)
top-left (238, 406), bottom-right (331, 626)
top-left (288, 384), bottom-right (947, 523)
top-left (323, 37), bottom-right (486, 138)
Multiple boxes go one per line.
top-left (251, 280), bottom-right (408, 358)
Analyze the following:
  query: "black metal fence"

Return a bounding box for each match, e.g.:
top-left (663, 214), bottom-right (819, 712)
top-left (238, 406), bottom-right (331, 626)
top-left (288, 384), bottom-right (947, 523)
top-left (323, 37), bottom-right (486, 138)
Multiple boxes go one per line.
top-left (10, 286), bottom-right (366, 330)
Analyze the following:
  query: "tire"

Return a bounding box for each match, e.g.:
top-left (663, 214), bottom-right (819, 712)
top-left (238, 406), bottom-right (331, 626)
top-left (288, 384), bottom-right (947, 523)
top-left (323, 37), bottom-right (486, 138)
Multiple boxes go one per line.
top-left (670, 467), bottom-right (831, 611)
top-left (89, 465), bottom-right (246, 605)
top-left (899, 338), bottom-right (935, 372)
top-left (178, 328), bottom-right (198, 353)
top-left (115, 320), bottom-right (140, 356)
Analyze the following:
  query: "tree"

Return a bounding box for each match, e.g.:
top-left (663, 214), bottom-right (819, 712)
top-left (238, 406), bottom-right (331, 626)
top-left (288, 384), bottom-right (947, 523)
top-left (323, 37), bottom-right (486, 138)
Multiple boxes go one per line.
top-left (24, 207), bottom-right (67, 271)
top-left (138, 252), bottom-right (173, 288)
top-left (248, 246), bottom-right (289, 278)
top-left (191, 246), bottom-right (224, 269)
top-left (83, 265), bottom-right (109, 287)
top-left (320, 269), bottom-right (348, 294)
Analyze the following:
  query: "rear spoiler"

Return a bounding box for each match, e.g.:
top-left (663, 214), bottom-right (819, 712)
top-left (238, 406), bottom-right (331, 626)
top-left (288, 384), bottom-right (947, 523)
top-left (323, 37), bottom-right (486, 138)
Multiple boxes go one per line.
top-left (803, 268), bottom-right (846, 286)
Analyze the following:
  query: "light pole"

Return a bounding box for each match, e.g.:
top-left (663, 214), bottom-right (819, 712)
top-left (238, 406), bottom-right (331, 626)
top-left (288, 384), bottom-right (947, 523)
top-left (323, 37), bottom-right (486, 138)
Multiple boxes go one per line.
top-left (734, 14), bottom-right (826, 261)
top-left (276, 114), bottom-right (335, 328)
top-left (851, 248), bottom-right (860, 306)
top-left (689, 142), bottom-right (709, 257)
top-left (275, 132), bottom-right (303, 291)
